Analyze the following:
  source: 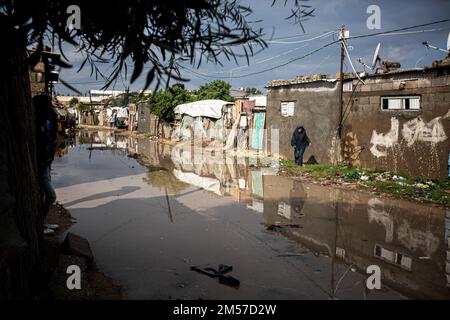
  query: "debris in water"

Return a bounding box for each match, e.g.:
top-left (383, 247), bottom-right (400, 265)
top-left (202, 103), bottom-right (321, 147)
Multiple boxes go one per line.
top-left (190, 264), bottom-right (240, 289)
top-left (266, 224), bottom-right (302, 233)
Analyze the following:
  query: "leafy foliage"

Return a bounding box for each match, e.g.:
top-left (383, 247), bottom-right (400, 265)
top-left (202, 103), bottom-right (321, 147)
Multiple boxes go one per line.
top-left (194, 80), bottom-right (234, 101)
top-left (69, 97), bottom-right (79, 108)
top-left (2, 1), bottom-right (313, 91)
top-left (149, 85), bottom-right (193, 122)
top-left (77, 102), bottom-right (90, 112)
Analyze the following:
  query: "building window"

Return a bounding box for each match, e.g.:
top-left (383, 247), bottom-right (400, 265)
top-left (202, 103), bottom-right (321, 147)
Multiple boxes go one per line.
top-left (281, 101), bottom-right (295, 117)
top-left (381, 96), bottom-right (421, 111)
top-left (343, 81), bottom-right (353, 92)
top-left (374, 244), bottom-right (412, 271)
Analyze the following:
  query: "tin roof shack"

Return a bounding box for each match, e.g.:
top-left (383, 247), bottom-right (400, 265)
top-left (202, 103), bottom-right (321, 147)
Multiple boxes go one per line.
top-left (266, 75), bottom-right (341, 163)
top-left (342, 65), bottom-right (450, 180)
top-left (173, 99), bottom-right (234, 145)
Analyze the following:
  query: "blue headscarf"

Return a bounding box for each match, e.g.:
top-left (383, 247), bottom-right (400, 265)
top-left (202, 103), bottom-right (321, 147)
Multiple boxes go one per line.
top-left (291, 125), bottom-right (310, 149)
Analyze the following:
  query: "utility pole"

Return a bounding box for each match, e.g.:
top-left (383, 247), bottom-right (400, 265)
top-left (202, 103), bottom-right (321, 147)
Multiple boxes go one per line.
top-left (338, 25), bottom-right (347, 139)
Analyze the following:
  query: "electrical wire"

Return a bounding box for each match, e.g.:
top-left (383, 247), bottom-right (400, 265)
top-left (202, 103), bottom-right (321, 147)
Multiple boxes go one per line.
top-left (262, 29), bottom-right (339, 41)
top-left (213, 44), bottom-right (310, 74)
top-left (265, 30), bottom-right (338, 44)
top-left (342, 41), bottom-right (365, 84)
top-left (348, 18), bottom-right (450, 40)
top-left (58, 19), bottom-right (450, 88)
top-left (180, 39), bottom-right (340, 79)
top-left (181, 18), bottom-right (450, 80)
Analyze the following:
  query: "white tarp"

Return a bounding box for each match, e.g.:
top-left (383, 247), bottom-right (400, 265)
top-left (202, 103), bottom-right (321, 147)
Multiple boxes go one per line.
top-left (116, 107), bottom-right (129, 118)
top-left (174, 99), bottom-right (232, 119)
top-left (173, 169), bottom-right (221, 195)
top-left (107, 107), bottom-right (122, 117)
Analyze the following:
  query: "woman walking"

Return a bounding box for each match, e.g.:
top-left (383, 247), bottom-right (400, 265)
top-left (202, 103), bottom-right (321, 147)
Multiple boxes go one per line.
top-left (290, 125), bottom-right (312, 166)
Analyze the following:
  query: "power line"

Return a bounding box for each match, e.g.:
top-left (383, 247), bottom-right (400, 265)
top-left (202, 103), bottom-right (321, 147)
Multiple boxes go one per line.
top-left (265, 30), bottom-right (338, 44)
top-left (58, 19), bottom-right (450, 87)
top-left (180, 39), bottom-right (340, 80)
top-left (262, 29), bottom-right (339, 41)
top-left (348, 18), bottom-right (450, 40)
top-left (213, 44), bottom-right (310, 74)
top-left (182, 18), bottom-right (450, 80)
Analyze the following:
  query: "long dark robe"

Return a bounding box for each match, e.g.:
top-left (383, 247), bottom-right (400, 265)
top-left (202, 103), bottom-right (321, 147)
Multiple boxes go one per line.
top-left (291, 126), bottom-right (310, 165)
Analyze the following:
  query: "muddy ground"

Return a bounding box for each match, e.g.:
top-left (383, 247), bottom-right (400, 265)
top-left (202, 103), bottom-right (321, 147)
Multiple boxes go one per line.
top-left (37, 203), bottom-right (122, 300)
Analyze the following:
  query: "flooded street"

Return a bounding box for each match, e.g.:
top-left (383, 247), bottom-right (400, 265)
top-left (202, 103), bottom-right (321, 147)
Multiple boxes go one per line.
top-left (52, 130), bottom-right (450, 300)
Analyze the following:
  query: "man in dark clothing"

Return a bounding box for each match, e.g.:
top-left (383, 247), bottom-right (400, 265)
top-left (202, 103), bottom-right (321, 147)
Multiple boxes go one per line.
top-left (34, 95), bottom-right (57, 219)
top-left (290, 125), bottom-right (312, 166)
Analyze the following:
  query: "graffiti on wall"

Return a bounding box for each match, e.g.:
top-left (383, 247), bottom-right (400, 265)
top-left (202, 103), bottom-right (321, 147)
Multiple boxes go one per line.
top-left (370, 111), bottom-right (450, 158)
top-left (367, 198), bottom-right (440, 256)
top-left (368, 198), bottom-right (394, 243)
top-left (402, 117), bottom-right (447, 147)
top-left (370, 117), bottom-right (399, 158)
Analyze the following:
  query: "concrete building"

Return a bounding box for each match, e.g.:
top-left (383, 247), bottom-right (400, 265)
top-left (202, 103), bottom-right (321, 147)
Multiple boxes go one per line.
top-left (266, 63), bottom-right (450, 180)
top-left (266, 75), bottom-right (341, 165)
top-left (342, 66), bottom-right (450, 180)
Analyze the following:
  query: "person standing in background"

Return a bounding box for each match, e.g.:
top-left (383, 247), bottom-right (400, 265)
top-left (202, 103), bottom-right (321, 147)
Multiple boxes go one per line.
top-left (33, 95), bottom-right (57, 226)
top-left (291, 125), bottom-right (312, 166)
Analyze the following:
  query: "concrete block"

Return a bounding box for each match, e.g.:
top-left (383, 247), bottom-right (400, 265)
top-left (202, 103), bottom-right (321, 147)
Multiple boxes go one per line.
top-left (357, 97), bottom-right (370, 104)
top-left (392, 80), bottom-right (403, 90)
top-left (405, 80), bottom-right (419, 89)
top-left (369, 96), bottom-right (380, 105)
top-left (370, 84), bottom-right (382, 91)
top-left (361, 85), bottom-right (370, 92)
top-left (418, 79), bottom-right (432, 88)
top-left (432, 76), bottom-right (447, 87)
top-left (381, 83), bottom-right (394, 91)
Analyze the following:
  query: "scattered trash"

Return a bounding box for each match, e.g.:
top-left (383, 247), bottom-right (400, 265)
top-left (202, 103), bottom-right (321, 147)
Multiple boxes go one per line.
top-left (414, 183), bottom-right (430, 189)
top-left (360, 175), bottom-right (369, 181)
top-left (190, 264), bottom-right (240, 289)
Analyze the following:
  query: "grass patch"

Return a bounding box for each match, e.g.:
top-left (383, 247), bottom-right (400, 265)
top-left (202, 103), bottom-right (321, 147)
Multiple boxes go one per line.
top-left (279, 160), bottom-right (449, 207)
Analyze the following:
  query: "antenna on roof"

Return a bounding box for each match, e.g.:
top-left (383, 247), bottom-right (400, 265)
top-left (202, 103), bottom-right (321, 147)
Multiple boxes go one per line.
top-left (422, 32), bottom-right (450, 54)
top-left (357, 43), bottom-right (382, 72)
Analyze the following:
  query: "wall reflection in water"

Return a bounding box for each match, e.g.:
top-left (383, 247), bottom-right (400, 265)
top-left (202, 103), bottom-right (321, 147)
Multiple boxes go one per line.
top-left (82, 131), bottom-right (450, 299)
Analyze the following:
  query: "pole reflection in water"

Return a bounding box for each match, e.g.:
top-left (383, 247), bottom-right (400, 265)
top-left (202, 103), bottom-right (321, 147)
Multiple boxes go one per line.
top-left (53, 130), bottom-right (450, 300)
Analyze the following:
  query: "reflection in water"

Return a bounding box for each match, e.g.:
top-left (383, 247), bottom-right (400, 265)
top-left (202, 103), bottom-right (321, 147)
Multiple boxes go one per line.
top-left (77, 130), bottom-right (450, 299)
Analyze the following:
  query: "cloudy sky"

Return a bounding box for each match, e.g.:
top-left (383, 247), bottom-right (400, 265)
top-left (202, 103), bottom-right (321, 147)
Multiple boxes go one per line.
top-left (54, 0), bottom-right (450, 95)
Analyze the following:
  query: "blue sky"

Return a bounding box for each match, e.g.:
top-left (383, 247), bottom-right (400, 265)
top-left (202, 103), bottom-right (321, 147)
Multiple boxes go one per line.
top-left (55, 0), bottom-right (450, 95)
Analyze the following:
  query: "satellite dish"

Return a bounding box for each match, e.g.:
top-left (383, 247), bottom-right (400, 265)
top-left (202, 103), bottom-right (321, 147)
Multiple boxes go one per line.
top-left (447, 31), bottom-right (450, 51)
top-left (371, 43), bottom-right (381, 69)
top-left (356, 43), bottom-right (383, 72)
top-left (422, 32), bottom-right (450, 54)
